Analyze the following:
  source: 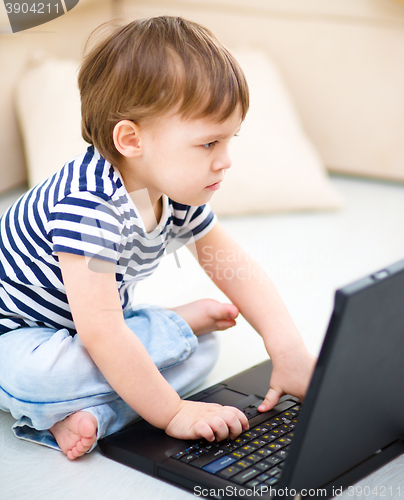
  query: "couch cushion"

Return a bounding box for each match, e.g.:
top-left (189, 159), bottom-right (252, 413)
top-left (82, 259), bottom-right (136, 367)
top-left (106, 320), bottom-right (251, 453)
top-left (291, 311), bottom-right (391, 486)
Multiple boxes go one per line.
top-left (15, 52), bottom-right (342, 213)
top-left (15, 56), bottom-right (88, 187)
top-left (209, 50), bottom-right (343, 215)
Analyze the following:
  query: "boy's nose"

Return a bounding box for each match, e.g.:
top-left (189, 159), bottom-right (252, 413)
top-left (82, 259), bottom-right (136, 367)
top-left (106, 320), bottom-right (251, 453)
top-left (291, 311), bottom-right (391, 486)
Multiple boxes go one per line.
top-left (212, 149), bottom-right (232, 171)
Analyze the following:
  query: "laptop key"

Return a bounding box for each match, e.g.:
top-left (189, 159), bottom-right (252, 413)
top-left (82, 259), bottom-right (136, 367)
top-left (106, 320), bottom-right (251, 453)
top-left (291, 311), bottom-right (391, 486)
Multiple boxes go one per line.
top-left (229, 449), bottom-right (250, 460)
top-left (277, 437), bottom-right (292, 447)
top-left (250, 439), bottom-right (267, 449)
top-left (243, 453), bottom-right (263, 464)
top-left (268, 466), bottom-right (282, 477)
top-left (246, 473), bottom-right (270, 488)
top-left (256, 473), bottom-right (270, 483)
top-left (246, 478), bottom-right (263, 489)
top-left (265, 476), bottom-right (279, 486)
top-left (251, 426), bottom-right (269, 435)
top-left (235, 460), bottom-right (251, 469)
top-left (171, 445), bottom-right (197, 459)
top-left (273, 449), bottom-right (288, 462)
top-left (271, 426), bottom-right (289, 437)
top-left (171, 450), bottom-right (188, 460)
top-left (202, 455), bottom-right (237, 474)
top-left (239, 445), bottom-right (257, 455)
top-left (263, 422), bottom-right (280, 431)
top-left (256, 461), bottom-right (273, 472)
top-left (191, 448), bottom-right (229, 468)
top-left (280, 409), bottom-right (298, 419)
top-left (233, 437), bottom-right (250, 447)
top-left (260, 433), bottom-right (277, 443)
top-left (180, 453), bottom-right (200, 463)
top-left (220, 441), bottom-right (239, 451)
top-left (265, 443), bottom-right (283, 452)
top-left (264, 456), bottom-right (282, 467)
top-left (217, 465), bottom-right (243, 479)
top-left (231, 468), bottom-right (260, 485)
top-left (267, 416), bottom-right (283, 426)
top-left (200, 442), bottom-right (221, 451)
top-left (240, 430), bottom-right (260, 440)
top-left (270, 438), bottom-right (287, 449)
top-left (255, 448), bottom-right (272, 458)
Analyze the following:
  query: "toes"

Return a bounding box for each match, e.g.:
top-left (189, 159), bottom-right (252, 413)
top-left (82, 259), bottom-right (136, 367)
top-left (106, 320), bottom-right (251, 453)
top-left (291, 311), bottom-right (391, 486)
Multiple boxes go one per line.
top-left (75, 440), bottom-right (88, 454)
top-left (210, 302), bottom-right (238, 321)
top-left (214, 319), bottom-right (237, 330)
top-left (81, 435), bottom-right (96, 447)
top-left (226, 304), bottom-right (239, 319)
top-left (78, 414), bottom-right (97, 438)
top-left (51, 412), bottom-right (97, 460)
top-left (69, 431), bottom-right (96, 457)
top-left (66, 437), bottom-right (94, 460)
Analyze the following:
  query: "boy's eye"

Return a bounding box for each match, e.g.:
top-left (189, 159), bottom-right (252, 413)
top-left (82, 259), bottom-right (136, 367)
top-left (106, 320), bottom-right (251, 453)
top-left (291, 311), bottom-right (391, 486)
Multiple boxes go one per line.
top-left (202, 141), bottom-right (217, 149)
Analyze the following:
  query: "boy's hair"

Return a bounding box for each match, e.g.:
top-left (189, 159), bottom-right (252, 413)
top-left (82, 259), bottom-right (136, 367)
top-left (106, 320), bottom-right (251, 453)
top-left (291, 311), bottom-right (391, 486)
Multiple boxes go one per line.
top-left (78, 16), bottom-right (249, 166)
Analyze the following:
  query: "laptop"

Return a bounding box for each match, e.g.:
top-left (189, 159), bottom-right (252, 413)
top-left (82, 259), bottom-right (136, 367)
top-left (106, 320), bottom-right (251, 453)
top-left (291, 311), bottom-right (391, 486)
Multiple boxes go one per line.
top-left (99, 258), bottom-right (404, 499)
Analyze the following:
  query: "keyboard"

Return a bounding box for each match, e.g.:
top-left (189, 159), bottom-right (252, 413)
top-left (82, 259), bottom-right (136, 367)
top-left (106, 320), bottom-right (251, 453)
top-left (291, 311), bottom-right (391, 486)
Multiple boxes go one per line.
top-left (170, 400), bottom-right (300, 491)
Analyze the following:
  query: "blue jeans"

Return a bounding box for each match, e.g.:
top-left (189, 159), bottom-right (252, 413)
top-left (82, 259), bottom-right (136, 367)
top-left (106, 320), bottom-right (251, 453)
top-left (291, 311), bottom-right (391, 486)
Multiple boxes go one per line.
top-left (0, 305), bottom-right (219, 452)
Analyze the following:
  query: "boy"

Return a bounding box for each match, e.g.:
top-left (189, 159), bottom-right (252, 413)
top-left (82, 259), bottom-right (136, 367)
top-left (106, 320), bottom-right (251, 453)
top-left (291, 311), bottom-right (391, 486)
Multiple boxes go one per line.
top-left (0, 16), bottom-right (316, 460)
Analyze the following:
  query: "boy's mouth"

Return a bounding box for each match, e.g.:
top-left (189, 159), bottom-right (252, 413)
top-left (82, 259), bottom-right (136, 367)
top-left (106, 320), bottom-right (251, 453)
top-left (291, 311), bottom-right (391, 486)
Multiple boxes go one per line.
top-left (206, 181), bottom-right (221, 191)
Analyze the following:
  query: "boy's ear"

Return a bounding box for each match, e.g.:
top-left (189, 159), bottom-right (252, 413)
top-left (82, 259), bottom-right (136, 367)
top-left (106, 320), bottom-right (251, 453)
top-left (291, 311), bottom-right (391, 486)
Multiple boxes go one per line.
top-left (113, 120), bottom-right (143, 158)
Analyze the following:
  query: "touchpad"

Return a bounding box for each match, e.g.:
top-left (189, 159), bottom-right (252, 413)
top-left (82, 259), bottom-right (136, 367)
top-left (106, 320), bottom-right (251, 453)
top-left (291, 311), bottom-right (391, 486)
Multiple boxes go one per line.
top-left (201, 389), bottom-right (262, 410)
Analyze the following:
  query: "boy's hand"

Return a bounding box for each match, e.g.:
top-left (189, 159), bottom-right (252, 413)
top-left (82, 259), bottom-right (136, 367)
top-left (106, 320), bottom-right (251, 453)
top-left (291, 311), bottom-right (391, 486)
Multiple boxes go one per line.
top-left (258, 345), bottom-right (317, 412)
top-left (165, 400), bottom-right (249, 442)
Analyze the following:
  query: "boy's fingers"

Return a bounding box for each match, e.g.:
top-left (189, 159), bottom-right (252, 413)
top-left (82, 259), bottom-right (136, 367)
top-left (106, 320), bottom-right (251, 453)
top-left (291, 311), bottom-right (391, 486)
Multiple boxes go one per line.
top-left (209, 416), bottom-right (230, 441)
top-left (170, 402), bottom-right (250, 442)
top-left (215, 319), bottom-right (237, 330)
top-left (258, 387), bottom-right (283, 412)
top-left (199, 407), bottom-right (248, 442)
top-left (222, 412), bottom-right (242, 440)
top-left (222, 407), bottom-right (249, 439)
top-left (230, 406), bottom-right (249, 430)
top-left (193, 421), bottom-right (215, 441)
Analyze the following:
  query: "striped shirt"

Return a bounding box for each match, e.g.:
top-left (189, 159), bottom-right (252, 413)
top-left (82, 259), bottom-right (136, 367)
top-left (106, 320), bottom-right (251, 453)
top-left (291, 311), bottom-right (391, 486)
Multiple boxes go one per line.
top-left (0, 146), bottom-right (216, 335)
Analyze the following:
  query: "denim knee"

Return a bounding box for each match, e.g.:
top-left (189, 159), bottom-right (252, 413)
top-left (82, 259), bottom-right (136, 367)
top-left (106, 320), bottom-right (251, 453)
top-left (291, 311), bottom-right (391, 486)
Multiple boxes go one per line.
top-left (124, 304), bottom-right (198, 369)
top-left (0, 327), bottom-right (111, 404)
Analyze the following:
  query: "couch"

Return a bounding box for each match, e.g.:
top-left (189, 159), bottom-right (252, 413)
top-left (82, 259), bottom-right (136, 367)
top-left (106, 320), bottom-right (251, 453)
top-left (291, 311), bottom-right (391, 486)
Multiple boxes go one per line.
top-left (0, 1), bottom-right (404, 499)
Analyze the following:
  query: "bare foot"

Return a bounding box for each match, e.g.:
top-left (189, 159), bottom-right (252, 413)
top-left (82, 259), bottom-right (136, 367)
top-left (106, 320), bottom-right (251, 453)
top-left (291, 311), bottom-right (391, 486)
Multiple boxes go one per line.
top-left (171, 299), bottom-right (239, 336)
top-left (50, 411), bottom-right (98, 460)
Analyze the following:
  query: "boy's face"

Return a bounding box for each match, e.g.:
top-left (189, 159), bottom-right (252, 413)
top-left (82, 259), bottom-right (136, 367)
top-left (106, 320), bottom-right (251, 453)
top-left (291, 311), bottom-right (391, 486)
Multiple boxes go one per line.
top-left (125, 107), bottom-right (242, 207)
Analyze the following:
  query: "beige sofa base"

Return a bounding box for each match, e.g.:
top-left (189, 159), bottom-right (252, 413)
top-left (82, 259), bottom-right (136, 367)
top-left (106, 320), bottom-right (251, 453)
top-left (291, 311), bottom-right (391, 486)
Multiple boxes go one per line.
top-left (1, 0), bottom-right (404, 191)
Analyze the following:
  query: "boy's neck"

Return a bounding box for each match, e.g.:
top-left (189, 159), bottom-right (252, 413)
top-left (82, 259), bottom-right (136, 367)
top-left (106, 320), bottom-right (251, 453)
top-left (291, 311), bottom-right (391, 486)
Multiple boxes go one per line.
top-left (117, 162), bottom-right (163, 232)
top-left (128, 188), bottom-right (163, 233)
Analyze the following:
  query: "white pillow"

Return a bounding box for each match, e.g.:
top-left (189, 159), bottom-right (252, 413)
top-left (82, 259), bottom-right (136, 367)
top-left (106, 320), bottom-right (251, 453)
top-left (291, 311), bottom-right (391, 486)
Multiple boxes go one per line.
top-left (15, 53), bottom-right (342, 213)
top-left (209, 49), bottom-right (343, 215)
top-left (15, 57), bottom-right (88, 188)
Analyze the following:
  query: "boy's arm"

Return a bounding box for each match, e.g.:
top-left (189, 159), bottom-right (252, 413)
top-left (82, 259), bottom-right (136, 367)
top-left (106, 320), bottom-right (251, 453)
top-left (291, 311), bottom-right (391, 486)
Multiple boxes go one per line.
top-left (192, 222), bottom-right (317, 411)
top-left (57, 252), bottom-right (248, 441)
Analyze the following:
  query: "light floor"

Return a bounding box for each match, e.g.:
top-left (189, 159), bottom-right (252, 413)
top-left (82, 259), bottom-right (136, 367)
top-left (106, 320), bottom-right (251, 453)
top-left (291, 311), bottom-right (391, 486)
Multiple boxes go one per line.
top-left (1, 175), bottom-right (404, 500)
